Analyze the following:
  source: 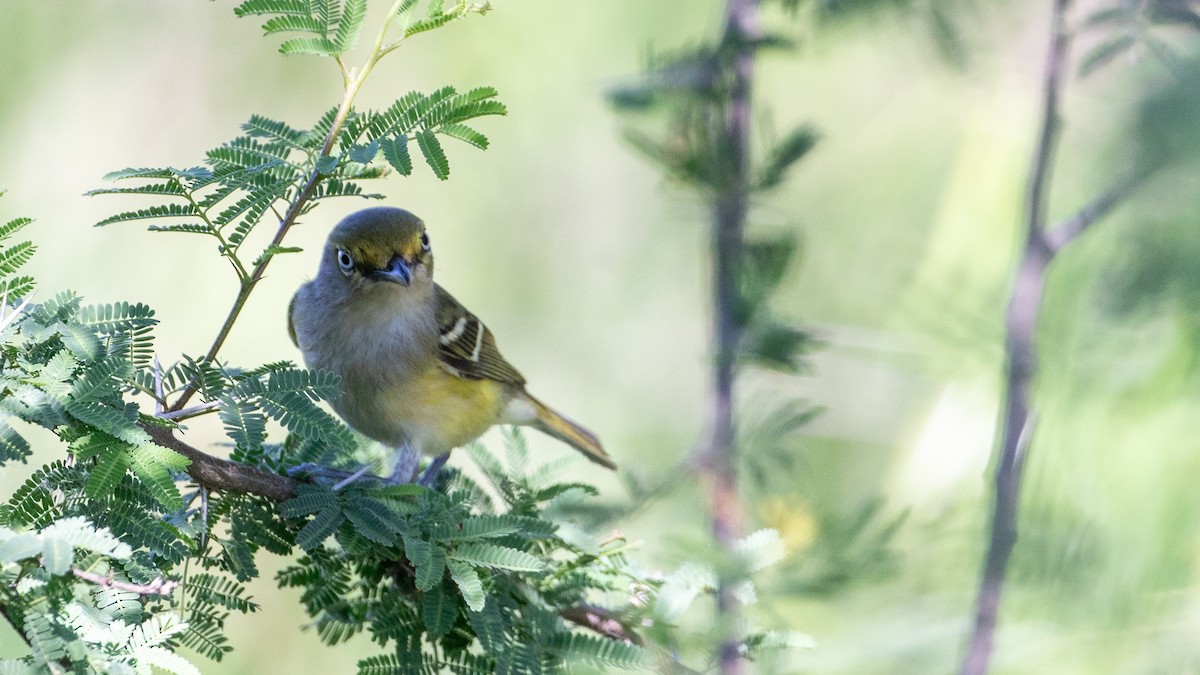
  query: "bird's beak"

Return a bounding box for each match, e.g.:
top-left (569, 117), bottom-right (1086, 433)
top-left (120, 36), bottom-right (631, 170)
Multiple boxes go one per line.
top-left (370, 256), bottom-right (412, 286)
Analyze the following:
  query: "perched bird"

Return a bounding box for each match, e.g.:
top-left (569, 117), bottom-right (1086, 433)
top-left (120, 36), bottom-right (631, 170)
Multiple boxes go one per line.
top-left (288, 206), bottom-right (615, 484)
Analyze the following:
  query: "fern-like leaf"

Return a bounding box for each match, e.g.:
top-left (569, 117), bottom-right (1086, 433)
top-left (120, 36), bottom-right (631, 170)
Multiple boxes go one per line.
top-left (446, 559), bottom-right (486, 611)
top-left (450, 543), bottom-right (544, 572)
top-left (94, 203), bottom-right (202, 227)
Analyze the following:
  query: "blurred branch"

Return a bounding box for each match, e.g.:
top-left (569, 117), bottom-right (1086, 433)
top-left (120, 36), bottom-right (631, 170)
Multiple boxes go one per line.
top-left (1045, 171), bottom-right (1146, 252)
top-left (960, 0), bottom-right (1071, 672)
top-left (699, 0), bottom-right (761, 673)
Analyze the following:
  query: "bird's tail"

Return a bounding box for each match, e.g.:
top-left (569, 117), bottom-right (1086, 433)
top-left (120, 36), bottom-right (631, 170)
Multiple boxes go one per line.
top-left (524, 394), bottom-right (617, 470)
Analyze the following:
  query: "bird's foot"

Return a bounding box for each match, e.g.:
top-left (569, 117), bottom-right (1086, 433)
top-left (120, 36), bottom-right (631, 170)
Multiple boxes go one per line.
top-left (288, 462), bottom-right (386, 489)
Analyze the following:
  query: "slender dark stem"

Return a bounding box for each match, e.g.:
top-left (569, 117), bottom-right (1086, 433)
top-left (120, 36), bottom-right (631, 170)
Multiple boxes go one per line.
top-left (168, 8), bottom-right (396, 413)
top-left (704, 1), bottom-right (759, 673)
top-left (960, 1), bottom-right (1070, 672)
top-left (1045, 171), bottom-right (1146, 252)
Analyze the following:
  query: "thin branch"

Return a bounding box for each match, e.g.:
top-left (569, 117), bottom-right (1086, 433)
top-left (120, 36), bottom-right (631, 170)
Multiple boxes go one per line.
top-left (960, 0), bottom-right (1072, 672)
top-left (559, 604), bottom-right (645, 645)
top-left (169, 0), bottom-right (413, 413)
top-left (157, 400), bottom-right (221, 421)
top-left (1045, 171), bottom-right (1147, 252)
top-left (71, 568), bottom-right (179, 597)
top-left (143, 424), bottom-right (297, 502)
top-left (701, 1), bottom-right (760, 673)
top-left (144, 425), bottom-right (642, 644)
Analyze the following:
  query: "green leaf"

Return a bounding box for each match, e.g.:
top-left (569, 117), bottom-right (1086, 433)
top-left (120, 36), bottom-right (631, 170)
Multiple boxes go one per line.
top-left (85, 446), bottom-right (131, 499)
top-left (437, 123), bottom-right (489, 150)
top-left (0, 420), bottom-right (31, 463)
top-left (84, 182), bottom-right (187, 198)
top-left (0, 216), bottom-right (33, 241)
top-left (403, 534), bottom-right (446, 591)
top-left (431, 515), bottom-right (521, 541)
top-left (261, 14), bottom-right (325, 35)
top-left (65, 400), bottom-right (150, 446)
top-left (219, 396), bottom-right (266, 451)
top-left (40, 536), bottom-right (74, 575)
top-left (40, 516), bottom-right (132, 558)
top-left (56, 321), bottom-right (101, 360)
top-left (446, 559), bottom-right (485, 612)
top-left (95, 203), bottom-right (202, 227)
top-left (334, 0), bottom-right (366, 52)
top-left (734, 528), bottom-right (785, 572)
top-left (234, 0), bottom-right (310, 17)
top-left (404, 12), bottom-right (456, 38)
top-left (348, 141), bottom-right (380, 164)
top-left (342, 494), bottom-right (400, 546)
top-left (756, 125), bottom-right (818, 190)
top-left (415, 129), bottom-right (449, 180)
top-left (420, 586), bottom-right (457, 638)
top-left (280, 35), bottom-right (340, 56)
top-left (380, 136), bottom-right (413, 175)
top-left (315, 154), bottom-right (339, 175)
top-left (547, 632), bottom-right (650, 670)
top-left (296, 505), bottom-right (343, 550)
top-left (128, 444), bottom-right (188, 510)
top-left (450, 542), bottom-right (544, 572)
top-left (0, 533), bottom-right (42, 563)
top-left (1078, 33), bottom-right (1137, 78)
top-left (243, 114), bottom-right (306, 148)
top-left (0, 242), bottom-right (35, 277)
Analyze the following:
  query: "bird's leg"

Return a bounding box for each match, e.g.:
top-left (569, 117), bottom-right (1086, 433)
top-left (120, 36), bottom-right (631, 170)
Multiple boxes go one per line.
top-left (418, 453), bottom-right (451, 487)
top-left (331, 464), bottom-right (375, 491)
top-left (389, 442), bottom-right (421, 484)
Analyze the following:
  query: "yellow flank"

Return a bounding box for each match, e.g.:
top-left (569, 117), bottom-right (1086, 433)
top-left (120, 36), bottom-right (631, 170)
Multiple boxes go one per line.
top-left (378, 364), bottom-right (505, 454)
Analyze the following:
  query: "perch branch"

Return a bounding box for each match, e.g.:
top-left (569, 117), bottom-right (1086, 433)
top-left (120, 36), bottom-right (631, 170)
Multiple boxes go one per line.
top-left (144, 425), bottom-right (641, 643)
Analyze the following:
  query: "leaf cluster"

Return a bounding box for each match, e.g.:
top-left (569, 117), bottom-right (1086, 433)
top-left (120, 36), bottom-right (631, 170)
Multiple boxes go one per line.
top-left (0, 517), bottom-right (201, 675)
top-left (274, 434), bottom-right (654, 673)
top-left (610, 39), bottom-right (815, 374)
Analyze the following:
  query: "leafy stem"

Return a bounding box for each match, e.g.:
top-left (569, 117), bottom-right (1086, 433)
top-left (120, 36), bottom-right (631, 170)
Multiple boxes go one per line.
top-left (169, 0), bottom-right (412, 413)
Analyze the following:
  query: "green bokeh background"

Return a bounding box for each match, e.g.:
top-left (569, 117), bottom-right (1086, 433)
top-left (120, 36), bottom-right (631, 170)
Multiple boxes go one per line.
top-left (4, 1), bottom-right (1200, 672)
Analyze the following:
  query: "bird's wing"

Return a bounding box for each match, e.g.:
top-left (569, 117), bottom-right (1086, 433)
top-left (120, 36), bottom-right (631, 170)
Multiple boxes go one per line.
top-left (434, 285), bottom-right (526, 386)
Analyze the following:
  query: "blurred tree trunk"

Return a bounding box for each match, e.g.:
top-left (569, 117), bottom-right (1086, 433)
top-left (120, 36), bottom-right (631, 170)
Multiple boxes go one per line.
top-left (707, 0), bottom-right (760, 672)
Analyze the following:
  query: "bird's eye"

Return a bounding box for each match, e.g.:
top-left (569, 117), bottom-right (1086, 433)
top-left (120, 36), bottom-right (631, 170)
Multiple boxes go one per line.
top-left (420, 232), bottom-right (430, 251)
top-left (336, 249), bottom-right (354, 275)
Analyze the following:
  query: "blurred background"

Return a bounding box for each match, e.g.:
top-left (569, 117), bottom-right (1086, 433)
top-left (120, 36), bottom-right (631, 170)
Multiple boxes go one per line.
top-left (4, 0), bottom-right (1200, 672)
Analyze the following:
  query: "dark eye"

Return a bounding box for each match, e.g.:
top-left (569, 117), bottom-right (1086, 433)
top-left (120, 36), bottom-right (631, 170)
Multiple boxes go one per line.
top-left (336, 249), bottom-right (354, 275)
top-left (420, 232), bottom-right (430, 251)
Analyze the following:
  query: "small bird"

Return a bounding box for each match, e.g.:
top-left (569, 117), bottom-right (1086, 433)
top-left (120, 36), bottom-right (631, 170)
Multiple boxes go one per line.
top-left (288, 206), bottom-right (616, 484)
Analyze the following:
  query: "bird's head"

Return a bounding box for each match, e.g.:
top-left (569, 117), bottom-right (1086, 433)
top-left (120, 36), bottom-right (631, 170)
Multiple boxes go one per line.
top-left (320, 206), bottom-right (434, 293)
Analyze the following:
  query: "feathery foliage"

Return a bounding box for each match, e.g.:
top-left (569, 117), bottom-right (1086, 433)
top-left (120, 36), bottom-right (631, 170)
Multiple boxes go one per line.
top-left (0, 4), bottom-right (746, 673)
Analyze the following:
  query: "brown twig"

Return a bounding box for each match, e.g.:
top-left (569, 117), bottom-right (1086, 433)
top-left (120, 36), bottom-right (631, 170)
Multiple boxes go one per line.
top-left (143, 424), bottom-right (297, 502)
top-left (71, 568), bottom-right (179, 597)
